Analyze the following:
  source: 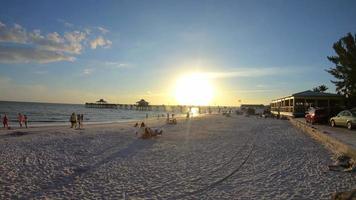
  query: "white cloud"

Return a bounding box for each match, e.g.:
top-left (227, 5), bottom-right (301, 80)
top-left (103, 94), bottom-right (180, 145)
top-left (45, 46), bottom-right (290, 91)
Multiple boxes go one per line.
top-left (90, 36), bottom-right (112, 49)
top-left (82, 68), bottom-right (94, 75)
top-left (0, 20), bottom-right (112, 64)
top-left (57, 19), bottom-right (74, 28)
top-left (28, 30), bottom-right (86, 54)
top-left (97, 26), bottom-right (109, 34)
top-left (0, 46), bottom-right (75, 63)
top-left (0, 21), bottom-right (27, 43)
top-left (190, 67), bottom-right (302, 79)
top-left (104, 61), bottom-right (131, 69)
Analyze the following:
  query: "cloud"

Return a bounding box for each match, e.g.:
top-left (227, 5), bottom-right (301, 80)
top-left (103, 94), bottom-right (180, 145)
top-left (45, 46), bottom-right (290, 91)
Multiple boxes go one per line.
top-left (97, 26), bottom-right (109, 34)
top-left (82, 68), bottom-right (94, 75)
top-left (104, 61), bottom-right (131, 69)
top-left (57, 19), bottom-right (74, 27)
top-left (0, 22), bottom-right (27, 43)
top-left (189, 67), bottom-right (302, 79)
top-left (28, 30), bottom-right (86, 54)
top-left (0, 20), bottom-right (112, 64)
top-left (90, 36), bottom-right (112, 49)
top-left (0, 46), bottom-right (75, 63)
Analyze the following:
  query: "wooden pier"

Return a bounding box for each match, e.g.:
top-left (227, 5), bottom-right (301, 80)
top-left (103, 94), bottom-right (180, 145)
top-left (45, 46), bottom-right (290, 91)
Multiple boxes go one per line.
top-left (85, 99), bottom-right (236, 113)
top-left (85, 102), bottom-right (118, 109)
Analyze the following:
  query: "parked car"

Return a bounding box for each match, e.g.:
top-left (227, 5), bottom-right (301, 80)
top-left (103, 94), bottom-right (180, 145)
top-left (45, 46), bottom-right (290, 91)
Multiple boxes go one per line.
top-left (305, 107), bottom-right (328, 124)
top-left (329, 109), bottom-right (356, 130)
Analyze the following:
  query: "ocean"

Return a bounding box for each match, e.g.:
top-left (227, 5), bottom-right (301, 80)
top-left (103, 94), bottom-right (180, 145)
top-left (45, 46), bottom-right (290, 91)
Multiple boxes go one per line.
top-left (0, 101), bottom-right (177, 127)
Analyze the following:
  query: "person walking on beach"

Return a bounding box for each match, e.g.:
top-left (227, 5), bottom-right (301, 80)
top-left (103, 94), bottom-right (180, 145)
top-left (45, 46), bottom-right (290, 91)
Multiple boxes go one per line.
top-left (3, 114), bottom-right (9, 128)
top-left (18, 113), bottom-right (24, 128)
top-left (70, 113), bottom-right (77, 128)
top-left (77, 113), bottom-right (81, 129)
top-left (24, 115), bottom-right (28, 128)
top-left (80, 114), bottom-right (84, 128)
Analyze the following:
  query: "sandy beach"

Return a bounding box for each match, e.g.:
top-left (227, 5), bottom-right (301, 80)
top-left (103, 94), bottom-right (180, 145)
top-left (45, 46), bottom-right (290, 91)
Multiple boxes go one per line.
top-left (0, 115), bottom-right (355, 199)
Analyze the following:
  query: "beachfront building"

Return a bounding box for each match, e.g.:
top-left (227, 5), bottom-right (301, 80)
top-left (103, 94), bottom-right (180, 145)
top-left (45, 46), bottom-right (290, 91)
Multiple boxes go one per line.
top-left (270, 90), bottom-right (344, 117)
top-left (240, 104), bottom-right (266, 115)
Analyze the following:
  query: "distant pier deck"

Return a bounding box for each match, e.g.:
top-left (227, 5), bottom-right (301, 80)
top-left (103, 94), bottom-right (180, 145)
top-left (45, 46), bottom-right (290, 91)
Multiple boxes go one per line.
top-left (85, 102), bottom-right (118, 109)
top-left (85, 102), bottom-right (236, 113)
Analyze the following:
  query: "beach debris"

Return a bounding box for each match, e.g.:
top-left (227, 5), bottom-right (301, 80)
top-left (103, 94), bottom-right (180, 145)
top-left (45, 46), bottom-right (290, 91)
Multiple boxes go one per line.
top-left (331, 189), bottom-right (356, 200)
top-left (328, 155), bottom-right (354, 172)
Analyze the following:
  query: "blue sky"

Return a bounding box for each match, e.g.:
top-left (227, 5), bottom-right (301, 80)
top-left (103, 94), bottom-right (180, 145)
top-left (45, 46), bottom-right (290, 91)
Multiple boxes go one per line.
top-left (0, 0), bottom-right (355, 105)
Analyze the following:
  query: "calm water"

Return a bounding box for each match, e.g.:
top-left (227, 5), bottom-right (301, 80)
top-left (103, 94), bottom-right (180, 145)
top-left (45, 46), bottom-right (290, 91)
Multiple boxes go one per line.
top-left (0, 101), bottom-right (174, 127)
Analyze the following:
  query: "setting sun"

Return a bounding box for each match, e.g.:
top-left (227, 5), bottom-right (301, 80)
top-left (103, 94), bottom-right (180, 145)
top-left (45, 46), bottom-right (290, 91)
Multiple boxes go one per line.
top-left (174, 73), bottom-right (214, 106)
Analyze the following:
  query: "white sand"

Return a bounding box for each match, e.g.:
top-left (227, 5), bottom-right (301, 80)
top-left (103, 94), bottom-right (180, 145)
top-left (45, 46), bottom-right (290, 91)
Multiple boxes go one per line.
top-left (0, 115), bottom-right (355, 199)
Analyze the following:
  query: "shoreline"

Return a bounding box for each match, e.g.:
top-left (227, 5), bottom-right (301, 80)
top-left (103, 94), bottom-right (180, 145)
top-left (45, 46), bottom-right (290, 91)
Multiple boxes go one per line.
top-left (0, 113), bottom-right (211, 134)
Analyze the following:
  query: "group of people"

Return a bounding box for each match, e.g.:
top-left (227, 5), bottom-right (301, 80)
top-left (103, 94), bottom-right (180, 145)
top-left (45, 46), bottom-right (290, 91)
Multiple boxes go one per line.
top-left (134, 122), bottom-right (163, 139)
top-left (70, 113), bottom-right (84, 129)
top-left (1, 113), bottom-right (28, 129)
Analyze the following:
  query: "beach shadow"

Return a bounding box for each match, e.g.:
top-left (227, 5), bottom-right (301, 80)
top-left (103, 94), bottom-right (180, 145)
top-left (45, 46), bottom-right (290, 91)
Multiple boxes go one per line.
top-left (0, 131), bottom-right (32, 139)
top-left (28, 139), bottom-right (156, 198)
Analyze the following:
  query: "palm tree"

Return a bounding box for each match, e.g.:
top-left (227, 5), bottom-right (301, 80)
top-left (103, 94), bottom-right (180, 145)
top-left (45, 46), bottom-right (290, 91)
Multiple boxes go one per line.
top-left (312, 85), bottom-right (328, 93)
top-left (326, 33), bottom-right (356, 107)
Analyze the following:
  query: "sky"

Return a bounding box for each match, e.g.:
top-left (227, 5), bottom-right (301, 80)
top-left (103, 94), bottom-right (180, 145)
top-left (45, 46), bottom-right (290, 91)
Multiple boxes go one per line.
top-left (0, 0), bottom-right (355, 106)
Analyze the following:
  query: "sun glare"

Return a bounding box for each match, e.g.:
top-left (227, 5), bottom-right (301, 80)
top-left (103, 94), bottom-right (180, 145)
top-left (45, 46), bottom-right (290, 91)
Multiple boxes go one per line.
top-left (174, 73), bottom-right (214, 106)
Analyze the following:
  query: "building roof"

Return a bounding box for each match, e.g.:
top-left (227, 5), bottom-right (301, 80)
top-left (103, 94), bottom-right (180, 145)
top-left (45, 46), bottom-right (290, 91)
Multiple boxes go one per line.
top-left (272, 90), bottom-right (344, 102)
top-left (96, 99), bottom-right (107, 103)
top-left (136, 99), bottom-right (148, 103)
top-left (136, 99), bottom-right (149, 106)
top-left (291, 90), bottom-right (343, 97)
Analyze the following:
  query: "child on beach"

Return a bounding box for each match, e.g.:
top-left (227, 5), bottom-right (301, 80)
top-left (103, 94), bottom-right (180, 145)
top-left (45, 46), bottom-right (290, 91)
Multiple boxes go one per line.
top-left (3, 114), bottom-right (9, 128)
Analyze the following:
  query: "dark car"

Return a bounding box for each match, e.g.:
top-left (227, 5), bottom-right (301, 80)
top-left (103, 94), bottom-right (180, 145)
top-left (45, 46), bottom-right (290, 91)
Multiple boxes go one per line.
top-left (305, 107), bottom-right (328, 124)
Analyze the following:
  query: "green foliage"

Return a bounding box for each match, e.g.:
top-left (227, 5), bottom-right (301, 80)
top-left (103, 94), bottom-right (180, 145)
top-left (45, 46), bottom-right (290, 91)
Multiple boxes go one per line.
top-left (312, 85), bottom-right (328, 93)
top-left (326, 33), bottom-right (356, 107)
